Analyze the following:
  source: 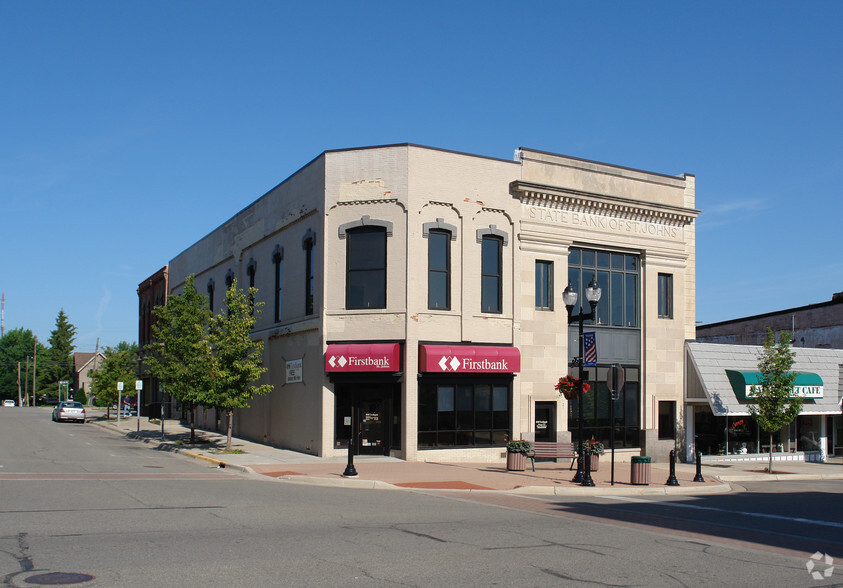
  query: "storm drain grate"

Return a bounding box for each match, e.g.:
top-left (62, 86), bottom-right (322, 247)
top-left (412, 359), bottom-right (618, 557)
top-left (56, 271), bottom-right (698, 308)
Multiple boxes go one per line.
top-left (25, 572), bottom-right (95, 585)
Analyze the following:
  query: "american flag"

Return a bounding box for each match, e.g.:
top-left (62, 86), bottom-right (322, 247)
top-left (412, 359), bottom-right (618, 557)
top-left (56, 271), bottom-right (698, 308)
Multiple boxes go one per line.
top-left (583, 332), bottom-right (597, 366)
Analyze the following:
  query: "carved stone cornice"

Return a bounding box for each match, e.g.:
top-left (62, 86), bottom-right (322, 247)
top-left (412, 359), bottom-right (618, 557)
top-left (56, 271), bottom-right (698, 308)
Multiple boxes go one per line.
top-left (511, 180), bottom-right (699, 226)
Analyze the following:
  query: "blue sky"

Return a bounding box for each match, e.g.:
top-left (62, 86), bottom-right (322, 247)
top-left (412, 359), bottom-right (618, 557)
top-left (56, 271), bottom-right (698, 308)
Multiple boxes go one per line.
top-left (2, 1), bottom-right (841, 352)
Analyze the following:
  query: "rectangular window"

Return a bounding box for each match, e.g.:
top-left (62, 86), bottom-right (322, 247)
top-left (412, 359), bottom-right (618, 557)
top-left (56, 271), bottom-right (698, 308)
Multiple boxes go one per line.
top-left (535, 260), bottom-right (553, 310)
top-left (658, 400), bottom-right (676, 440)
top-left (346, 227), bottom-right (386, 309)
top-left (568, 247), bottom-right (639, 328)
top-left (304, 239), bottom-right (314, 315)
top-left (481, 236), bottom-right (502, 313)
top-left (658, 273), bottom-right (673, 319)
top-left (274, 257), bottom-right (282, 322)
top-left (418, 380), bottom-right (511, 448)
top-left (428, 230), bottom-right (450, 310)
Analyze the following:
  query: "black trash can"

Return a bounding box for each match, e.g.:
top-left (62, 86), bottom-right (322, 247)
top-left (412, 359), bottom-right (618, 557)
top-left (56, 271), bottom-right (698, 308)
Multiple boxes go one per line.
top-left (630, 456), bottom-right (651, 485)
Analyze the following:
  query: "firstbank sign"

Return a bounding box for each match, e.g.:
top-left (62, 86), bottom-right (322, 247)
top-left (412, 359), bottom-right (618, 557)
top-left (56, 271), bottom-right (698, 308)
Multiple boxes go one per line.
top-left (437, 355), bottom-right (511, 372)
top-left (419, 345), bottom-right (521, 374)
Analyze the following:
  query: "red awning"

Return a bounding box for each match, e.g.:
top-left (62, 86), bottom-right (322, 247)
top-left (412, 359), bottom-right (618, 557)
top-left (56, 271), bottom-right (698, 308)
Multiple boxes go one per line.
top-left (419, 345), bottom-right (520, 374)
top-left (325, 343), bottom-right (401, 372)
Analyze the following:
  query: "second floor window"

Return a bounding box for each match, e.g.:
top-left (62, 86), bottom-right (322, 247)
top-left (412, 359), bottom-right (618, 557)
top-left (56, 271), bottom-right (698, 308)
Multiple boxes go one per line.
top-left (658, 273), bottom-right (673, 319)
top-left (304, 237), bottom-right (315, 316)
top-left (535, 260), bottom-right (553, 310)
top-left (346, 226), bottom-right (386, 309)
top-left (481, 236), bottom-right (502, 313)
top-left (273, 249), bottom-right (283, 322)
top-left (428, 229), bottom-right (450, 310)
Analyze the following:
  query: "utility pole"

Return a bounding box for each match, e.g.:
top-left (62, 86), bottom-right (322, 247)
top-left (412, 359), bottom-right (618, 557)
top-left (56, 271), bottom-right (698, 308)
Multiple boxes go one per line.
top-left (33, 336), bottom-right (37, 407)
top-left (17, 362), bottom-right (21, 406)
top-left (24, 357), bottom-right (29, 406)
top-left (1, 293), bottom-right (5, 338)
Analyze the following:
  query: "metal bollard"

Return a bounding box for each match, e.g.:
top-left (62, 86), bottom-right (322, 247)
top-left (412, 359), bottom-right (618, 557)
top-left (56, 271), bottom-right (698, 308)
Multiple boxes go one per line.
top-left (581, 448), bottom-right (595, 487)
top-left (693, 450), bottom-right (705, 482)
top-left (342, 437), bottom-right (358, 478)
top-left (666, 449), bottom-right (680, 486)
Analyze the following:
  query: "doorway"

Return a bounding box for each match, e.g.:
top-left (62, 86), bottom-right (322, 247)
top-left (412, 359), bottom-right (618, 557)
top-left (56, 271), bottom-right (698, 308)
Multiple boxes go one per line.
top-left (334, 383), bottom-right (398, 456)
top-left (535, 401), bottom-right (556, 442)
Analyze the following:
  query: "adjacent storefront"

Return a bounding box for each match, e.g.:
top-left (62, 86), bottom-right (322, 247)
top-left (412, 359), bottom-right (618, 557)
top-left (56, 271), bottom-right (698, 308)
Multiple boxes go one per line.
top-left (685, 342), bottom-right (843, 462)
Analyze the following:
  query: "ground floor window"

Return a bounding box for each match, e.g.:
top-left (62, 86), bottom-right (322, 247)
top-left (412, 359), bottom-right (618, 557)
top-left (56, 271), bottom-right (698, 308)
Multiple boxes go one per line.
top-left (567, 365), bottom-right (640, 448)
top-left (418, 377), bottom-right (511, 448)
top-left (694, 408), bottom-right (767, 455)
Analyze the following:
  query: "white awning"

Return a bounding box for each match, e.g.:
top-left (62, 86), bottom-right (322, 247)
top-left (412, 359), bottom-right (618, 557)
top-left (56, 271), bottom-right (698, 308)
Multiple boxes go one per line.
top-left (685, 342), bottom-right (843, 417)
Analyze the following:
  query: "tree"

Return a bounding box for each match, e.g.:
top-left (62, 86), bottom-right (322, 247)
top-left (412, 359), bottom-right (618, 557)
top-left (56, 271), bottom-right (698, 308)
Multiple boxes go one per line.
top-left (207, 280), bottom-right (272, 450)
top-left (145, 275), bottom-right (214, 444)
top-left (748, 328), bottom-right (801, 473)
top-left (89, 342), bottom-right (139, 419)
top-left (39, 310), bottom-right (77, 395)
top-left (0, 328), bottom-right (39, 402)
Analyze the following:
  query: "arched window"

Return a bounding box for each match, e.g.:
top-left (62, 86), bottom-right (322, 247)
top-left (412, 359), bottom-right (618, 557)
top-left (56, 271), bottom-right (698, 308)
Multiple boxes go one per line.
top-left (345, 226), bottom-right (387, 309)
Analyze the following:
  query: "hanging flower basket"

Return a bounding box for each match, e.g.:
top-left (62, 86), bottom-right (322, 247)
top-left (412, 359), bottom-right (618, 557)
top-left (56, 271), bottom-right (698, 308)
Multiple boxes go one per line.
top-left (555, 375), bottom-right (590, 400)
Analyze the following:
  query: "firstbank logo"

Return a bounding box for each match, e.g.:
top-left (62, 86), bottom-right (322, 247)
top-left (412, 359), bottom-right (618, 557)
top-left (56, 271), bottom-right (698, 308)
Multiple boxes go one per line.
top-left (438, 356), bottom-right (462, 371)
top-left (327, 355), bottom-right (347, 368)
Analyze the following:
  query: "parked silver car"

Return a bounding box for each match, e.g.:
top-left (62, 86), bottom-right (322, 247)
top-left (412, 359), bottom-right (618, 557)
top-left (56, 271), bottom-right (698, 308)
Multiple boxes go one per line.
top-left (52, 401), bottom-right (86, 423)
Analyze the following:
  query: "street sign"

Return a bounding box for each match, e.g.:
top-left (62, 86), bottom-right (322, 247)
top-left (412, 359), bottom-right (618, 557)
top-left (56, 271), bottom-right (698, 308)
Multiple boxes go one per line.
top-left (135, 380), bottom-right (143, 390)
top-left (606, 364), bottom-right (625, 399)
top-left (117, 382), bottom-right (124, 391)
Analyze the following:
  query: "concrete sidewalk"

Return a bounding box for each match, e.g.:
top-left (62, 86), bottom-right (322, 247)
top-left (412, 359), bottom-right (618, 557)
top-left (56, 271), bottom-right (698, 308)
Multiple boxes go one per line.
top-left (90, 411), bottom-right (843, 496)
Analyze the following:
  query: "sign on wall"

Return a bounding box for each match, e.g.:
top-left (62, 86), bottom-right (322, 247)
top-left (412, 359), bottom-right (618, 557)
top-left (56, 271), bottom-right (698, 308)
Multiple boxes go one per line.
top-left (286, 359), bottom-right (303, 384)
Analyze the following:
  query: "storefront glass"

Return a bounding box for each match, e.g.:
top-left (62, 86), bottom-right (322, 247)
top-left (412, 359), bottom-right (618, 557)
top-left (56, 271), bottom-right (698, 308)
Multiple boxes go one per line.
top-left (418, 377), bottom-right (511, 448)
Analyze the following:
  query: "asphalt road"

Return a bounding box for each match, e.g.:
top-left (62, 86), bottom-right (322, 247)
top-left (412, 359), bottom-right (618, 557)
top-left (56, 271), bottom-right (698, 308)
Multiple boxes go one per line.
top-left (0, 407), bottom-right (837, 587)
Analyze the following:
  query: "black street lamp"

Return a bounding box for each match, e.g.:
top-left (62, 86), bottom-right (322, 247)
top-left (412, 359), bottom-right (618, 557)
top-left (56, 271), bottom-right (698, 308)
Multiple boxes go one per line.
top-left (563, 275), bottom-right (602, 486)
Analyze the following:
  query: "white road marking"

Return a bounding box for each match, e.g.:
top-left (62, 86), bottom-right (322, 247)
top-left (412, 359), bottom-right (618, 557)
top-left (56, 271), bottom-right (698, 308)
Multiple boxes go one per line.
top-left (598, 495), bottom-right (843, 530)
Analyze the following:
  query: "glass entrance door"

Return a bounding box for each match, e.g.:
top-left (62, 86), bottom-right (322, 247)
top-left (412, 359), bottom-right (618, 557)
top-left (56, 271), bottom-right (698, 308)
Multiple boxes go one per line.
top-left (358, 397), bottom-right (386, 455)
top-left (535, 401), bottom-right (556, 442)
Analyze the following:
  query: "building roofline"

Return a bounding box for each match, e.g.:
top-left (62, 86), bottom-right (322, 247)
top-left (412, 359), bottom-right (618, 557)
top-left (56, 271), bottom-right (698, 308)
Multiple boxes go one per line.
top-left (518, 146), bottom-right (694, 181)
top-left (697, 292), bottom-right (843, 330)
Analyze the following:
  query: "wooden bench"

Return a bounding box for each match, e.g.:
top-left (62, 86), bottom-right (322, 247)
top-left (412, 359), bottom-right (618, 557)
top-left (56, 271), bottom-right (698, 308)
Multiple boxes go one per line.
top-left (526, 441), bottom-right (577, 472)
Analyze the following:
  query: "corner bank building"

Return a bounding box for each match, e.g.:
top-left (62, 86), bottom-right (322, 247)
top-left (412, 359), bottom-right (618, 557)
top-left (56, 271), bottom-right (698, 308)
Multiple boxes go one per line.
top-left (165, 144), bottom-right (698, 462)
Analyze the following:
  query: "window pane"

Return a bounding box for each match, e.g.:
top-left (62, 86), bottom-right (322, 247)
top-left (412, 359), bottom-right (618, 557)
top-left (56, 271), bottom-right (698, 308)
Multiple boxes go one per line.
top-left (428, 232), bottom-right (448, 271)
top-left (611, 253), bottom-right (624, 270)
top-left (348, 229), bottom-right (385, 270)
top-left (611, 272), bottom-right (624, 326)
top-left (535, 261), bottom-right (552, 309)
top-left (481, 238), bottom-right (500, 275)
top-left (568, 247), bottom-right (580, 265)
top-left (595, 271), bottom-right (610, 325)
top-left (347, 270), bottom-right (385, 309)
top-left (457, 385), bottom-right (473, 411)
top-left (625, 274), bottom-right (638, 327)
top-left (438, 385), bottom-right (455, 412)
top-left (581, 250), bottom-right (594, 267)
top-left (596, 252), bottom-right (610, 268)
top-left (428, 272), bottom-right (448, 310)
top-left (481, 276), bottom-right (500, 313)
top-left (625, 255), bottom-right (637, 271)
top-left (418, 386), bottom-right (436, 431)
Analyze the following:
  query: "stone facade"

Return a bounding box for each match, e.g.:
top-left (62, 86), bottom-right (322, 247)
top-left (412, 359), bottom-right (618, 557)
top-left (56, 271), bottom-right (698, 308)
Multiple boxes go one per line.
top-left (162, 144), bottom-right (698, 462)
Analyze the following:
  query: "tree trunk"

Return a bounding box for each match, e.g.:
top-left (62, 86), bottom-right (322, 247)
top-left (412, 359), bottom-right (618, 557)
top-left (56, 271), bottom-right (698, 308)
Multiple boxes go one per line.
top-left (226, 409), bottom-right (233, 451)
top-left (768, 432), bottom-right (773, 473)
top-left (189, 405), bottom-right (196, 445)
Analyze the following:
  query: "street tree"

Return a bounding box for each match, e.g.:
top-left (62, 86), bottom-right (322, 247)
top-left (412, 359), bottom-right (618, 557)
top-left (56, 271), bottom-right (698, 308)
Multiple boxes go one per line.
top-left (0, 328), bottom-right (38, 402)
top-left (39, 310), bottom-right (77, 396)
top-left (748, 328), bottom-right (801, 473)
top-left (89, 342), bottom-right (139, 419)
top-left (207, 280), bottom-right (272, 450)
top-left (145, 275), bottom-right (213, 444)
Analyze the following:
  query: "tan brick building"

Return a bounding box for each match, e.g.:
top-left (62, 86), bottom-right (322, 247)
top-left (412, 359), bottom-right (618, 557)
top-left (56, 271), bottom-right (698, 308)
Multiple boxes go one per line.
top-left (165, 144), bottom-right (698, 462)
